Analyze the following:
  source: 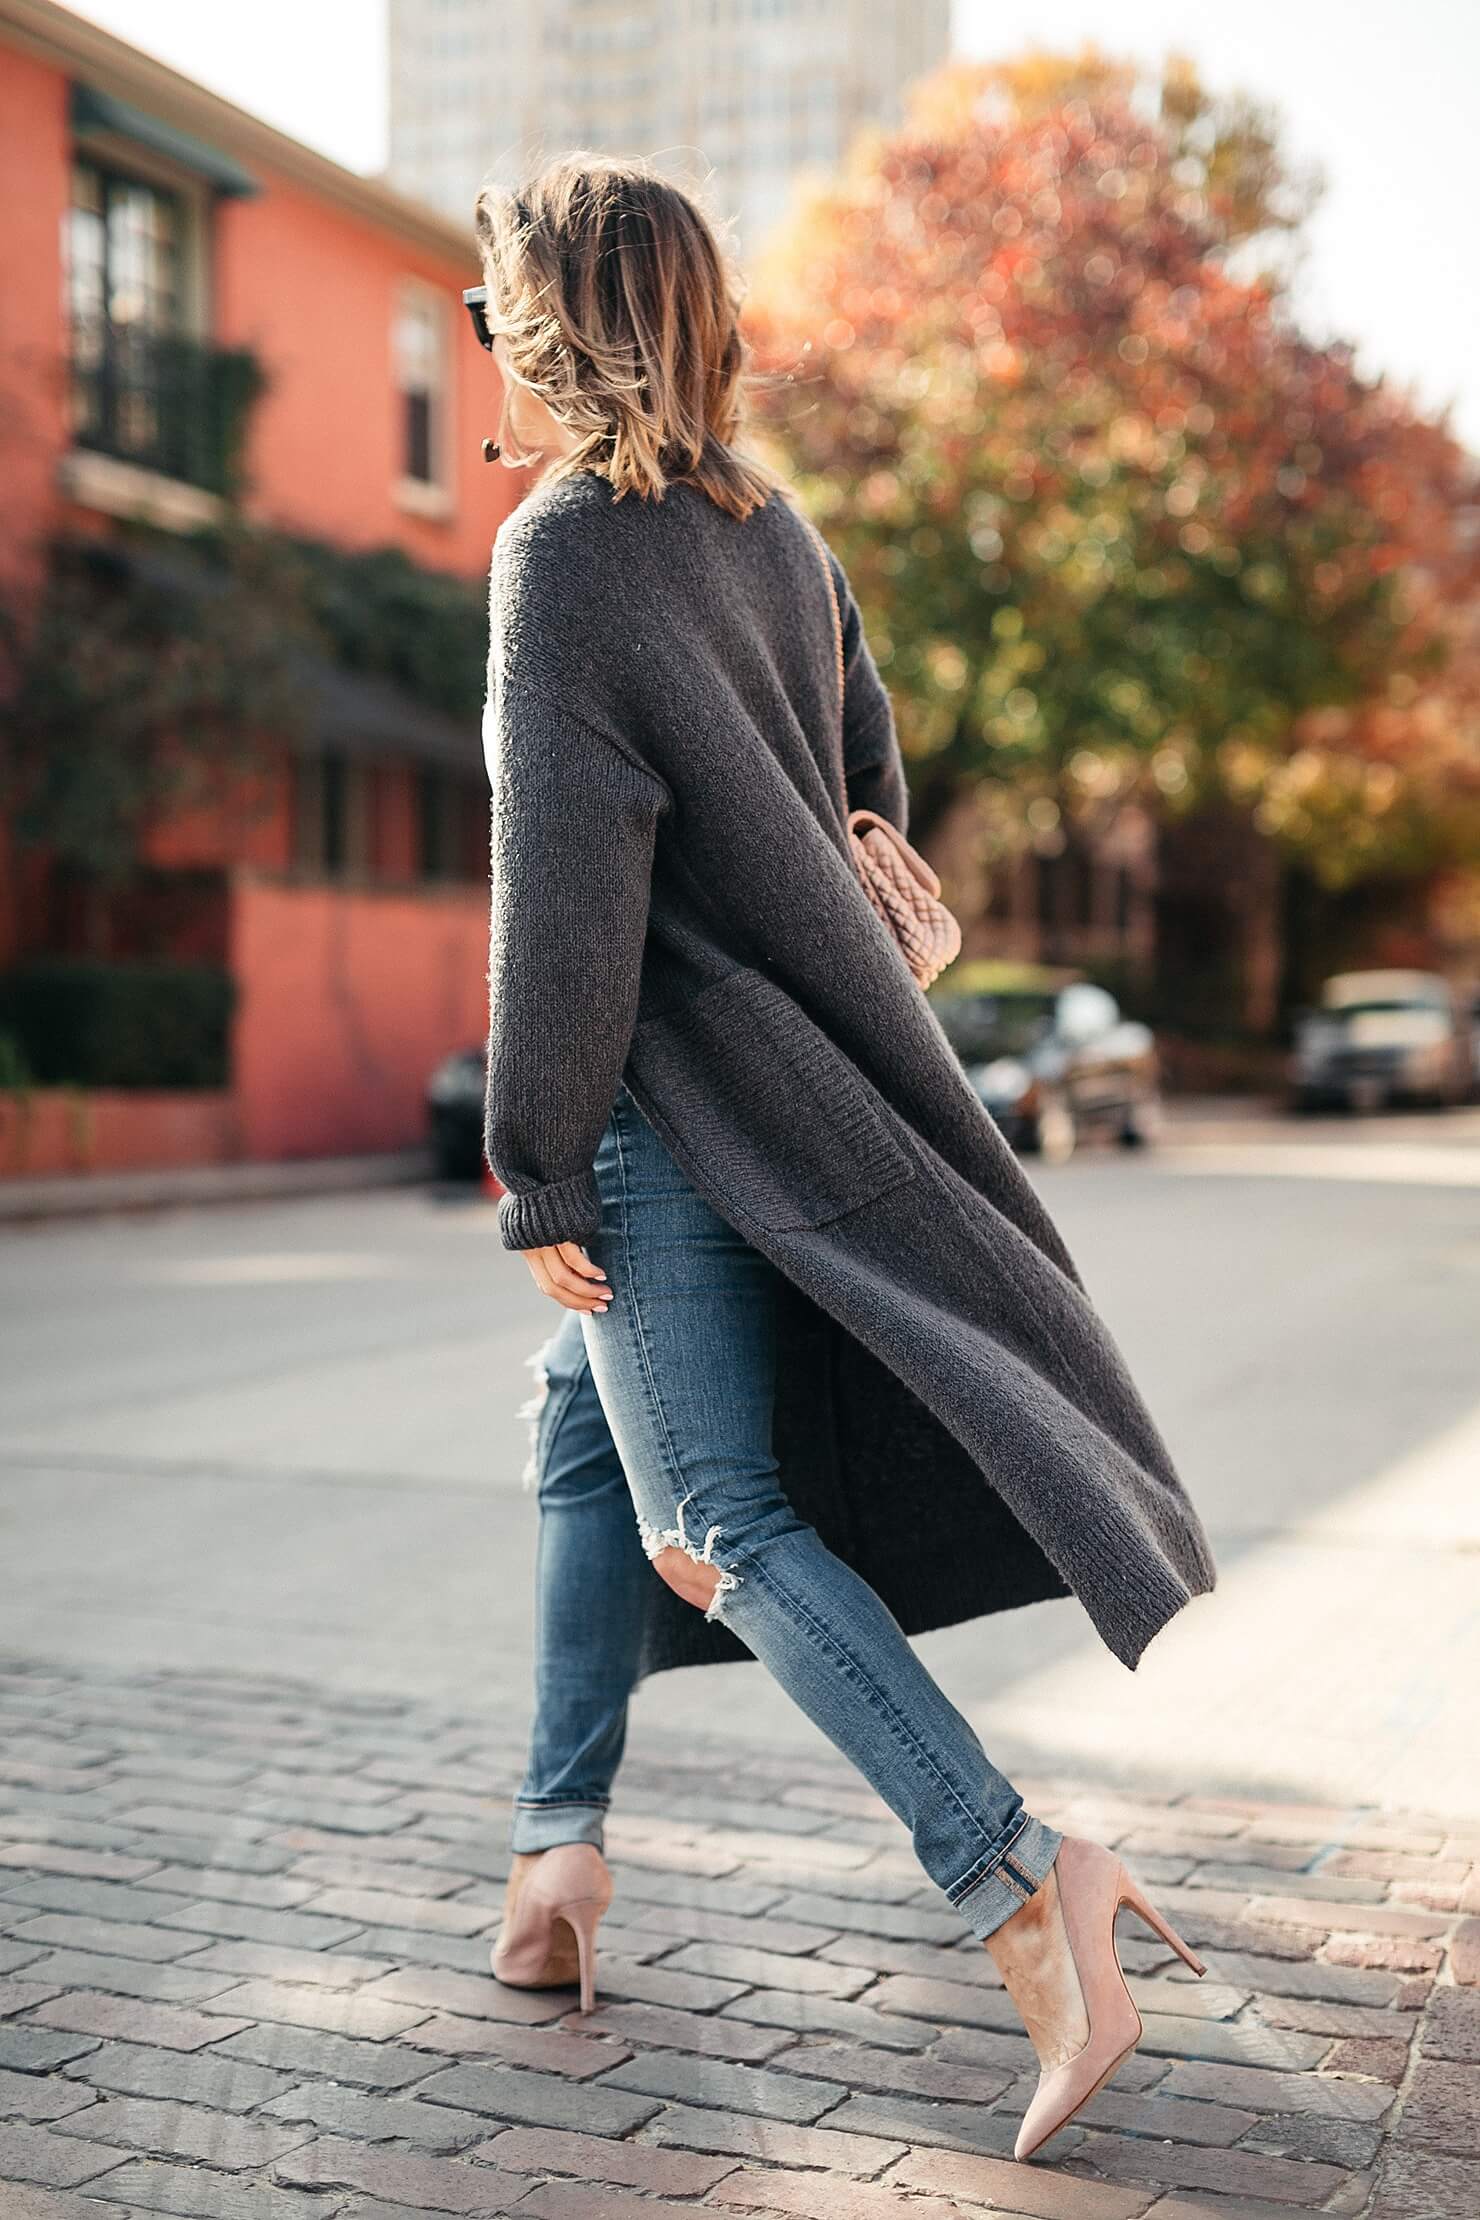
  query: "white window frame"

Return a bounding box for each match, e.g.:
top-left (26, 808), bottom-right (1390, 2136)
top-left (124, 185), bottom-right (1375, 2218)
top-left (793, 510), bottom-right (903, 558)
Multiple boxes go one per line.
top-left (393, 276), bottom-right (454, 519)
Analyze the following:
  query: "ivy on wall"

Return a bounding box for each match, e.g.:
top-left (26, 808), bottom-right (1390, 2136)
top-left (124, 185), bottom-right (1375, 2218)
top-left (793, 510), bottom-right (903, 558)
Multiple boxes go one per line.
top-left (0, 523), bottom-right (489, 891)
top-left (268, 535), bottom-right (488, 723)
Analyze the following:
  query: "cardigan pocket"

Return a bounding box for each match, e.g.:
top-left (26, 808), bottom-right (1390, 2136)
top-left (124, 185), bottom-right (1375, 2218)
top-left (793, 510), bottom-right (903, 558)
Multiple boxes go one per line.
top-left (626, 965), bottom-right (916, 1233)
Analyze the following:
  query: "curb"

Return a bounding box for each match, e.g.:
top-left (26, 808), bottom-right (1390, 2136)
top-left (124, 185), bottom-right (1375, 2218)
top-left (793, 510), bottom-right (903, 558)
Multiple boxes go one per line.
top-left (0, 1146), bottom-right (436, 1225)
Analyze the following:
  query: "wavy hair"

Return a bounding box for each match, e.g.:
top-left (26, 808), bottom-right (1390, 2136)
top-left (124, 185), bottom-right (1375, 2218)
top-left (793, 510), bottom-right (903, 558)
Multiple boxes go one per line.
top-left (473, 154), bottom-right (783, 520)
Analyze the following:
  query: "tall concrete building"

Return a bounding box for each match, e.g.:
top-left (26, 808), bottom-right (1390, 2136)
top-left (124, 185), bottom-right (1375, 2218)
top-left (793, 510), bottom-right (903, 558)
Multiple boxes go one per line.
top-left (387, 0), bottom-right (951, 253)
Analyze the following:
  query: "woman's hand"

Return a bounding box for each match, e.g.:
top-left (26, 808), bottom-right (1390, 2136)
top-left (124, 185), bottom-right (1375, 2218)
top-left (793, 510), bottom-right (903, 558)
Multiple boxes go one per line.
top-left (523, 1241), bottom-right (611, 1313)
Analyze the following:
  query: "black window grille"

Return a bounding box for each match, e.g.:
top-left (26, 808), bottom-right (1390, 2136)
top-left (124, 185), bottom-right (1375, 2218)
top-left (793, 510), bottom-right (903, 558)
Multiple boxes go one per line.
top-left (67, 156), bottom-right (258, 495)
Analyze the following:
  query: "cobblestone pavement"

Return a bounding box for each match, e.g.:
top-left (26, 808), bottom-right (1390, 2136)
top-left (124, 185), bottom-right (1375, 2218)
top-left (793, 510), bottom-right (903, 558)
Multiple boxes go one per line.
top-left (1, 1661), bottom-right (1475, 2220)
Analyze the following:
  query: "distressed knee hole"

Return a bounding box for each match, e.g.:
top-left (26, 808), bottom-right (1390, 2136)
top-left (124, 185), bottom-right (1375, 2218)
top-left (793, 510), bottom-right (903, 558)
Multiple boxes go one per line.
top-left (637, 1491), bottom-right (742, 1623)
top-left (515, 1344), bottom-right (554, 1492)
top-left (651, 1547), bottom-right (727, 1612)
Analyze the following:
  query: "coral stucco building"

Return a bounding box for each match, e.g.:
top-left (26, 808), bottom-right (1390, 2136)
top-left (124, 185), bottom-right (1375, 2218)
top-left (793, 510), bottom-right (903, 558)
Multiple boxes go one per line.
top-left (0, 0), bottom-right (518, 1178)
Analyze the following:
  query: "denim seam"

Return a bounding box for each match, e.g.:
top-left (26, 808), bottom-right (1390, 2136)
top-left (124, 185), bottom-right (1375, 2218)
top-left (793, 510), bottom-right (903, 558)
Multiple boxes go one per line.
top-left (947, 1810), bottom-right (1037, 1906)
top-left (985, 1874), bottom-right (1031, 1909)
top-left (530, 1383), bottom-right (572, 1483)
top-left (736, 1545), bottom-right (1022, 1870)
top-left (609, 1100), bottom-right (692, 1513)
top-left (955, 1862), bottom-right (1033, 1913)
top-left (514, 1794), bottom-right (611, 1809)
top-left (610, 1096), bottom-right (736, 1617)
top-left (534, 1352), bottom-right (589, 1493)
top-left (519, 1323), bottom-right (593, 1494)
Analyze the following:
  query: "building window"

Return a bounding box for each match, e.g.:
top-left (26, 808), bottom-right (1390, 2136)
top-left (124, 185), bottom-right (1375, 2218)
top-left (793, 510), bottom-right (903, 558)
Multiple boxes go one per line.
top-left (395, 281), bottom-right (450, 503)
top-left (985, 858), bottom-right (1015, 923)
top-left (1034, 848), bottom-right (1060, 935)
top-left (1068, 840), bottom-right (1094, 931)
top-left (67, 158), bottom-right (183, 465)
top-left (293, 751), bottom-right (369, 878)
top-left (63, 150), bottom-right (255, 503)
top-left (1036, 838), bottom-right (1098, 939)
top-left (1113, 863), bottom-right (1134, 939)
top-left (321, 753), bottom-right (349, 873)
top-left (416, 766), bottom-right (450, 879)
top-left (417, 767), bottom-right (487, 882)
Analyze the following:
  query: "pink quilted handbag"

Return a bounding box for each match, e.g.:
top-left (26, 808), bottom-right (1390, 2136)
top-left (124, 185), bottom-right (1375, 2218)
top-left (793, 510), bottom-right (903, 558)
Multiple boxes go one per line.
top-left (801, 512), bottom-right (963, 990)
top-left (844, 806), bottom-right (962, 991)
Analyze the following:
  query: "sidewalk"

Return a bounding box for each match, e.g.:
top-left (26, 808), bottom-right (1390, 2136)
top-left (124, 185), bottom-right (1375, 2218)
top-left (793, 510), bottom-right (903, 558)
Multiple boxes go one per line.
top-left (6, 1098), bottom-right (1479, 1225)
top-left (0, 1150), bottom-right (432, 1226)
top-left (1, 1660), bottom-right (1473, 2218)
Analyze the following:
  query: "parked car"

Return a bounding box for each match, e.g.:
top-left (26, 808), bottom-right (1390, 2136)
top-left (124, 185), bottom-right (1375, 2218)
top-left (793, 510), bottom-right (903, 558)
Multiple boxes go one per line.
top-left (928, 961), bottom-right (1162, 1162)
top-left (432, 961), bottom-right (1162, 1182)
top-left (426, 1044), bottom-right (489, 1181)
top-left (1288, 969), bottom-right (1474, 1113)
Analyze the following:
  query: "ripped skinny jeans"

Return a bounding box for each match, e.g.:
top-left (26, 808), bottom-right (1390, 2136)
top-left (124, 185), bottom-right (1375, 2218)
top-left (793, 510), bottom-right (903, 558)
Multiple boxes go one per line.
top-left (509, 1080), bottom-right (1062, 1941)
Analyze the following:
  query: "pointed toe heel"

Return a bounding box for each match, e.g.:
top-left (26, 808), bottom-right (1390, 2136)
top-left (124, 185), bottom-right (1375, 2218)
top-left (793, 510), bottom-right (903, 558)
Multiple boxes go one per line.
top-left (1012, 1834), bottom-right (1208, 2164)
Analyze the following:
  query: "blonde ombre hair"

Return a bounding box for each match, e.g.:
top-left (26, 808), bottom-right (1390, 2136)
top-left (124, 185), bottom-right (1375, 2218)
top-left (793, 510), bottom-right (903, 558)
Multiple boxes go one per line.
top-left (474, 154), bottom-right (782, 520)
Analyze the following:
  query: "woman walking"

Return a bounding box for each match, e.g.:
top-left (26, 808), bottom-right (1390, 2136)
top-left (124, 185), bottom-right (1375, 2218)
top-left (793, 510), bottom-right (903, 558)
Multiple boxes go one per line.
top-left (472, 155), bottom-right (1217, 2163)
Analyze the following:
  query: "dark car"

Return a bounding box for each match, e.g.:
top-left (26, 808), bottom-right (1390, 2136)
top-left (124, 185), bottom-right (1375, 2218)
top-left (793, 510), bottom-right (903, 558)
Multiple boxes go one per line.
top-left (426, 1043), bottom-right (489, 1181)
top-left (1288, 969), bottom-right (1475, 1113)
top-left (429, 959), bottom-right (1161, 1182)
top-left (927, 961), bottom-right (1162, 1162)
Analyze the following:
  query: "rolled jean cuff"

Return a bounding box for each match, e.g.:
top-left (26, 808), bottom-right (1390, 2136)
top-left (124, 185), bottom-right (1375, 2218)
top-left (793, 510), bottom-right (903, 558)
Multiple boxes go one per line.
top-left (509, 1798), bottom-right (608, 1854)
top-left (950, 1811), bottom-right (1064, 1942)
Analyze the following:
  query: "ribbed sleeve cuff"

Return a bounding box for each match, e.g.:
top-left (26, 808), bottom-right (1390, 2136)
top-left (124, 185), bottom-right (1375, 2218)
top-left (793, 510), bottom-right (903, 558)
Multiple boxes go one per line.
top-left (497, 1168), bottom-right (603, 1253)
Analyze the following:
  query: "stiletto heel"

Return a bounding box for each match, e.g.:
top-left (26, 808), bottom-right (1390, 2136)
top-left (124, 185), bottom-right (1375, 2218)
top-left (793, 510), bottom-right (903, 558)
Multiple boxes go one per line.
top-left (560, 1897), bottom-right (603, 2015)
top-left (1116, 1867), bottom-right (1207, 1976)
top-left (490, 1844), bottom-right (612, 2015)
top-left (1011, 1834), bottom-right (1208, 2163)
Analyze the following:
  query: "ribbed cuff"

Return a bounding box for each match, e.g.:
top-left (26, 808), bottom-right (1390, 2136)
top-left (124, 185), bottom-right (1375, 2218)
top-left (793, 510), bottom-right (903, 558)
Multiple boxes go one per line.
top-left (497, 1168), bottom-right (602, 1253)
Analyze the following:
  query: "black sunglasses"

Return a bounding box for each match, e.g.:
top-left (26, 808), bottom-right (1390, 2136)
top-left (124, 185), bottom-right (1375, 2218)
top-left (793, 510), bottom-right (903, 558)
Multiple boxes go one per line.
top-left (462, 286), bottom-right (493, 352)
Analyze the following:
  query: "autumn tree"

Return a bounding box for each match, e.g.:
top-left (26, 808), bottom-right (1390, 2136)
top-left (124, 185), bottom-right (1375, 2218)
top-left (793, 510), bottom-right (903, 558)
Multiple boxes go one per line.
top-left (744, 51), bottom-right (1480, 1019)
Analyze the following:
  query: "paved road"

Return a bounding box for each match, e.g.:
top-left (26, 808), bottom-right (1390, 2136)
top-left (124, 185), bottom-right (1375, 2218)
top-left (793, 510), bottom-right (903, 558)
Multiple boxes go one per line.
top-left (3, 1108), bottom-right (1477, 1822)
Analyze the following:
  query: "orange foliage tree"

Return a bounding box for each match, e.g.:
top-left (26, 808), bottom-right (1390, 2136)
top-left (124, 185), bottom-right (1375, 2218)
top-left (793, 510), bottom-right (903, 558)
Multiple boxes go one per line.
top-left (744, 52), bottom-right (1480, 915)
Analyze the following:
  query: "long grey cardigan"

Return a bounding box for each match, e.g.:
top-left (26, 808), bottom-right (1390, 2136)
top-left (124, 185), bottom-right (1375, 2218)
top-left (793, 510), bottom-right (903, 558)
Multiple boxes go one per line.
top-left (483, 467), bottom-right (1217, 1681)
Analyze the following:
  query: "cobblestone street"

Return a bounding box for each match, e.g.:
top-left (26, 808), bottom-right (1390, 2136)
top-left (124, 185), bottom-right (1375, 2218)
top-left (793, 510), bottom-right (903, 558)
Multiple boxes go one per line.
top-left (2, 0), bottom-right (1480, 2199)
top-left (1, 1659), bottom-right (1475, 2219)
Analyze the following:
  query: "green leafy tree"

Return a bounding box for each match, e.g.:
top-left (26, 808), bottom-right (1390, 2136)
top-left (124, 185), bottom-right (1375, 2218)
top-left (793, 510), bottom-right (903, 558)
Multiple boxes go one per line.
top-left (0, 532), bottom-right (311, 931)
top-left (0, 526), bottom-right (490, 955)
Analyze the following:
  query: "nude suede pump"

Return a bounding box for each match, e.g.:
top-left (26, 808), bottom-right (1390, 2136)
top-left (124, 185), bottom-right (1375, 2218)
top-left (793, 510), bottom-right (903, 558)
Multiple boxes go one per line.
top-left (489, 1843), bottom-right (612, 2016)
top-left (1014, 1834), bottom-right (1207, 2162)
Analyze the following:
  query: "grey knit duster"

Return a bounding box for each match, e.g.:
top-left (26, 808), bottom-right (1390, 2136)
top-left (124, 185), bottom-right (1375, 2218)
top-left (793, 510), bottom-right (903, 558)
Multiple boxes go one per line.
top-left (483, 467), bottom-right (1217, 1681)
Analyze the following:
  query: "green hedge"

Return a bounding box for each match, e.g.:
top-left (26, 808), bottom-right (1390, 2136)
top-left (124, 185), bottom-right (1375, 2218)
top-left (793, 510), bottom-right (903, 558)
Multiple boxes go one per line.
top-left (0, 962), bottom-right (236, 1090)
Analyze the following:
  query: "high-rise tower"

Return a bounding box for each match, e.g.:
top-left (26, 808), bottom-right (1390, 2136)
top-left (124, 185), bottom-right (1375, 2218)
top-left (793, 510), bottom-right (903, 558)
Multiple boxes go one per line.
top-left (387, 0), bottom-right (951, 250)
